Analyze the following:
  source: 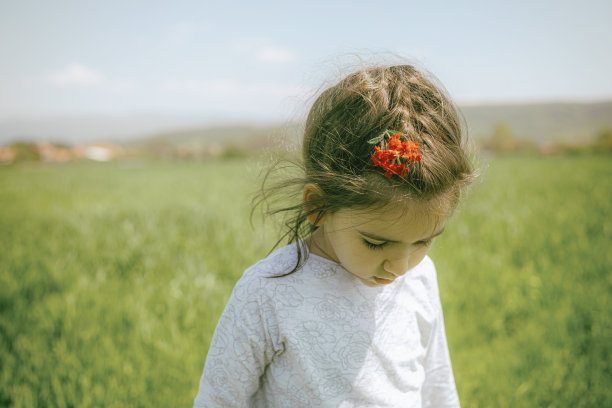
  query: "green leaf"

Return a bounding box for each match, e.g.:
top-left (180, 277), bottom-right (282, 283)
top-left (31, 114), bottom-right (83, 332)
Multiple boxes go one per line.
top-left (367, 134), bottom-right (385, 144)
top-left (387, 129), bottom-right (409, 140)
top-left (368, 130), bottom-right (407, 145)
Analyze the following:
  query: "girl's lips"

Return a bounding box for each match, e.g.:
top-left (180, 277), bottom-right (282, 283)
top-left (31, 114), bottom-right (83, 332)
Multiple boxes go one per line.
top-left (373, 276), bottom-right (394, 285)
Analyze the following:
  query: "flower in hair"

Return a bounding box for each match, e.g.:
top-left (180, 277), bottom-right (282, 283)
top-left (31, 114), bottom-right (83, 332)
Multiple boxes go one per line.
top-left (368, 130), bottom-right (422, 178)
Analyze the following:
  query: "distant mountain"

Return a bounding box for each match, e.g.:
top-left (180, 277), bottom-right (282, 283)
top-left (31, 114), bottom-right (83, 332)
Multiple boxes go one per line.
top-left (1, 101), bottom-right (610, 147)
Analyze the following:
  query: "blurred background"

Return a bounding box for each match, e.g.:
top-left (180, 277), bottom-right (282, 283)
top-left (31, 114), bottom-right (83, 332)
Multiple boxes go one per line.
top-left (1, 0), bottom-right (610, 407)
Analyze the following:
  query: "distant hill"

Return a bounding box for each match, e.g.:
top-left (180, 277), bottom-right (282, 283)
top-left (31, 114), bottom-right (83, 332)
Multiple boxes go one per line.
top-left (125, 123), bottom-right (302, 151)
top-left (132, 100), bottom-right (612, 150)
top-left (460, 100), bottom-right (612, 143)
top-left (1, 100), bottom-right (610, 147)
top-left (0, 112), bottom-right (235, 145)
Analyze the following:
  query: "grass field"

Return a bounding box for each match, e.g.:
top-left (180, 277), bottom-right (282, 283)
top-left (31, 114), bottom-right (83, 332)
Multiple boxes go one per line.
top-left (1, 154), bottom-right (610, 407)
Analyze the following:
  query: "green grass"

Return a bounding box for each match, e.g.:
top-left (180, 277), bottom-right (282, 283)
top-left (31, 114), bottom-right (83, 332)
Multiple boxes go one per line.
top-left (1, 155), bottom-right (610, 407)
top-left (432, 155), bottom-right (611, 407)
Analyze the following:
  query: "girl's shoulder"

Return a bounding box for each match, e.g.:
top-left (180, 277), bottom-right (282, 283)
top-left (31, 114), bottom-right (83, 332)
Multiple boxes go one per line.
top-left (245, 244), bottom-right (301, 279)
top-left (414, 255), bottom-right (437, 284)
top-left (399, 255), bottom-right (444, 313)
top-left (229, 244), bottom-right (301, 299)
top-left (243, 243), bottom-right (339, 280)
top-left (232, 243), bottom-right (344, 300)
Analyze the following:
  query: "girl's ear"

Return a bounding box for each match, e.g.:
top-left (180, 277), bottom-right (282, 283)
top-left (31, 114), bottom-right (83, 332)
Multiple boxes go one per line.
top-left (303, 183), bottom-right (326, 226)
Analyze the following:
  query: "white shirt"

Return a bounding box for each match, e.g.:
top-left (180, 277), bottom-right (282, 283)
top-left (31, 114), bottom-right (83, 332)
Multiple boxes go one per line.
top-left (194, 243), bottom-right (460, 407)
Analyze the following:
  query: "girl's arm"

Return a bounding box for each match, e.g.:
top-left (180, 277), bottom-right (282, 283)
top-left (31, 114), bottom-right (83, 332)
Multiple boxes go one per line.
top-left (193, 275), bottom-right (282, 407)
top-left (420, 265), bottom-right (461, 408)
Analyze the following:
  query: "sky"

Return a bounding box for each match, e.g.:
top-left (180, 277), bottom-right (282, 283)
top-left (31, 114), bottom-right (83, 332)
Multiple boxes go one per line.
top-left (1, 0), bottom-right (611, 123)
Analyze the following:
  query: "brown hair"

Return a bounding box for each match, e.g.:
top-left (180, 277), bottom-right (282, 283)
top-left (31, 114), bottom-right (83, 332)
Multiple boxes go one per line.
top-left (254, 64), bottom-right (475, 275)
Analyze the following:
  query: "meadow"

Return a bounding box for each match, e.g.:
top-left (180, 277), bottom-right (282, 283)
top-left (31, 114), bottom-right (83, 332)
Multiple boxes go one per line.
top-left (0, 154), bottom-right (610, 407)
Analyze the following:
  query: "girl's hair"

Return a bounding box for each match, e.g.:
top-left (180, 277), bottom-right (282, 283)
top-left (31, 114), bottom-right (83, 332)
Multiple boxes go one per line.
top-left (254, 64), bottom-right (475, 275)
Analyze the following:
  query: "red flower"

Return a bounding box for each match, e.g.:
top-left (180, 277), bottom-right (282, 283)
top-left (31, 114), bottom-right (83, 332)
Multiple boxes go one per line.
top-left (369, 131), bottom-right (422, 178)
top-left (387, 133), bottom-right (403, 150)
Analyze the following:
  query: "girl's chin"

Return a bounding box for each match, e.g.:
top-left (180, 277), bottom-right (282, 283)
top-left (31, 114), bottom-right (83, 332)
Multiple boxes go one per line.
top-left (373, 276), bottom-right (395, 285)
top-left (359, 276), bottom-right (395, 287)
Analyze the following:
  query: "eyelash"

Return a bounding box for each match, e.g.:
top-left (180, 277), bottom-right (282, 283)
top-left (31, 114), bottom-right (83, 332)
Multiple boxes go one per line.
top-left (363, 240), bottom-right (387, 250)
top-left (363, 239), bottom-right (434, 250)
top-left (417, 239), bottom-right (434, 247)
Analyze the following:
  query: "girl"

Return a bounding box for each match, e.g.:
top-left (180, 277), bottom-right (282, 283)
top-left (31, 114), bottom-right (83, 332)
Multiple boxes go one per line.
top-left (194, 64), bottom-right (474, 407)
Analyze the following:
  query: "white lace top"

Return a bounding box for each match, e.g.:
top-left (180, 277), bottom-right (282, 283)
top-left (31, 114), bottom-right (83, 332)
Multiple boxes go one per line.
top-left (194, 244), bottom-right (460, 407)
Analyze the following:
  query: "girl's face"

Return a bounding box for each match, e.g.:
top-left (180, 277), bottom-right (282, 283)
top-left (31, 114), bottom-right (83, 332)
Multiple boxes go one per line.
top-left (309, 201), bottom-right (448, 287)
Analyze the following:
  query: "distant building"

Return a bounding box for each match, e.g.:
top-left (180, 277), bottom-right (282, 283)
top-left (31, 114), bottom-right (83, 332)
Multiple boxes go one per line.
top-left (73, 143), bottom-right (123, 162)
top-left (0, 145), bottom-right (16, 163)
top-left (35, 142), bottom-right (72, 163)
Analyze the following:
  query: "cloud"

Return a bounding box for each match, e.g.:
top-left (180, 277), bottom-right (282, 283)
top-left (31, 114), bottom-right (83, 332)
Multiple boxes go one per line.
top-left (255, 47), bottom-right (296, 64)
top-left (233, 39), bottom-right (297, 64)
top-left (161, 78), bottom-right (303, 99)
top-left (46, 63), bottom-right (104, 86)
top-left (161, 79), bottom-right (238, 94)
top-left (156, 78), bottom-right (308, 119)
top-left (246, 82), bottom-right (303, 98)
top-left (43, 63), bottom-right (137, 92)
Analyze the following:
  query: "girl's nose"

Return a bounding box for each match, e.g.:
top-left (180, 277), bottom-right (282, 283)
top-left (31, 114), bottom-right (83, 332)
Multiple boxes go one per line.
top-left (383, 257), bottom-right (411, 277)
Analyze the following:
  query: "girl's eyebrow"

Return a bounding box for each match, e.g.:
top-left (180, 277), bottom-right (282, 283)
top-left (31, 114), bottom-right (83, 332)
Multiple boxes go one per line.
top-left (358, 227), bottom-right (445, 243)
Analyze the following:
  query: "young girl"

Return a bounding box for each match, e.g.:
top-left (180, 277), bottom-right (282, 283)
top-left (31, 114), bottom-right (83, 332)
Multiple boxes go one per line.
top-left (194, 64), bottom-right (474, 407)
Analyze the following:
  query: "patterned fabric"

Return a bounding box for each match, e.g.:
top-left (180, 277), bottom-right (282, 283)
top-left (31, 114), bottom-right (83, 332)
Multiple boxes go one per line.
top-left (194, 244), bottom-right (460, 407)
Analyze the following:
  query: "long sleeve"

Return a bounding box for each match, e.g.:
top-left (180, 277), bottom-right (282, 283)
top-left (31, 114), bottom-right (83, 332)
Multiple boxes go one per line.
top-left (420, 265), bottom-right (460, 408)
top-left (193, 274), bottom-right (282, 407)
top-left (194, 246), bottom-right (460, 407)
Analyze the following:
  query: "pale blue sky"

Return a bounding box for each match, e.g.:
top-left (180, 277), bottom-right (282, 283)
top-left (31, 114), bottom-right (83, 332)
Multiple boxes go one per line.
top-left (1, 0), bottom-right (610, 122)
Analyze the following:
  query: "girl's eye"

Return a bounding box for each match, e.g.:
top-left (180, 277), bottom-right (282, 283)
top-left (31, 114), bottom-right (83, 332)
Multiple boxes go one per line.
top-left (415, 239), bottom-right (434, 247)
top-left (363, 239), bottom-right (387, 250)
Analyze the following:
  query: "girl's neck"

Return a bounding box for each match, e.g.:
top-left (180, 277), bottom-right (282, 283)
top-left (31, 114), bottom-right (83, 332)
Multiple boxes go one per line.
top-left (305, 227), bottom-right (339, 264)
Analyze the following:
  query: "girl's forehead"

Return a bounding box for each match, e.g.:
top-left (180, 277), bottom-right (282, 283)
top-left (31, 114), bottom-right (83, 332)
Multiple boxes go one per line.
top-left (335, 203), bottom-right (448, 235)
top-left (347, 199), bottom-right (448, 222)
